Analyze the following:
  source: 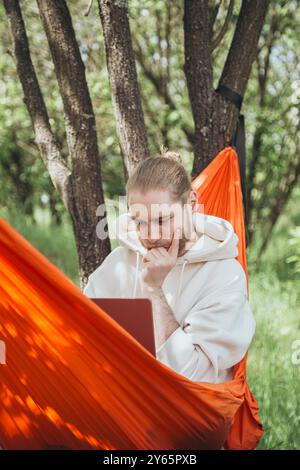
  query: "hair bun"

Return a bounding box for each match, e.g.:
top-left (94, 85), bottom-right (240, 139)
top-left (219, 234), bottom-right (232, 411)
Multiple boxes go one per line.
top-left (159, 144), bottom-right (182, 164)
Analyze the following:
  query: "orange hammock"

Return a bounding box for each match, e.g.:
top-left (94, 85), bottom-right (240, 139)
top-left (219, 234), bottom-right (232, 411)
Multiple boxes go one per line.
top-left (0, 146), bottom-right (263, 450)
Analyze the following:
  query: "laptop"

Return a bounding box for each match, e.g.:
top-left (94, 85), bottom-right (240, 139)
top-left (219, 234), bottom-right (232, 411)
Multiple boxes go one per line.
top-left (91, 298), bottom-right (156, 357)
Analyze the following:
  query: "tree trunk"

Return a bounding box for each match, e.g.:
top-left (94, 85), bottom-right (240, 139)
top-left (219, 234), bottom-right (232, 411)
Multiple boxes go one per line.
top-left (184, 0), bottom-right (270, 178)
top-left (5, 0), bottom-right (111, 287)
top-left (97, 0), bottom-right (149, 177)
top-left (5, 0), bottom-right (272, 285)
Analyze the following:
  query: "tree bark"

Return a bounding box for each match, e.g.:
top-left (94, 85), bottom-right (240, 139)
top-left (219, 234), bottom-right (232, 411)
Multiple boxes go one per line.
top-left (97, 0), bottom-right (149, 178)
top-left (184, 0), bottom-right (219, 176)
top-left (184, 0), bottom-right (270, 177)
top-left (36, 0), bottom-right (112, 287)
top-left (5, 0), bottom-right (273, 284)
top-left (4, 0), bottom-right (70, 206)
top-left (5, 0), bottom-right (111, 287)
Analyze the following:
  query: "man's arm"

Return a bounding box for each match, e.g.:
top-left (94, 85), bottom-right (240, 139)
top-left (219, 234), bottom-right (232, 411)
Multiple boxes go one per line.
top-left (141, 284), bottom-right (180, 350)
top-left (141, 235), bottom-right (256, 382)
top-left (151, 259), bottom-right (256, 382)
top-left (141, 279), bottom-right (216, 381)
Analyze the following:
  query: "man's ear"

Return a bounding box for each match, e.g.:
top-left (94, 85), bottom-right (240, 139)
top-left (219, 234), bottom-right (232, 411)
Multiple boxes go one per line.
top-left (187, 189), bottom-right (199, 212)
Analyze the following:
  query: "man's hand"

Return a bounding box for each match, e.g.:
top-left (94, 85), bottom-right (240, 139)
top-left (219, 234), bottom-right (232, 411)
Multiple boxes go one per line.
top-left (141, 228), bottom-right (181, 289)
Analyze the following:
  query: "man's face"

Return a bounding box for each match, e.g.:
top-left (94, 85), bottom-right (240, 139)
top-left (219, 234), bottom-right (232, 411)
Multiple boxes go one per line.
top-left (128, 189), bottom-right (194, 253)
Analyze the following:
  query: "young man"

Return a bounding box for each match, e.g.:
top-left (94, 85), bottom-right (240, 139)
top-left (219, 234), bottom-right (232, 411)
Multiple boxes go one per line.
top-left (84, 152), bottom-right (256, 384)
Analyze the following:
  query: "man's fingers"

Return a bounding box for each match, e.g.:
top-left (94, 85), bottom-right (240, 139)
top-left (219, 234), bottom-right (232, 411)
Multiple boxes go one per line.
top-left (148, 247), bottom-right (168, 258)
top-left (143, 251), bottom-right (156, 263)
top-left (147, 249), bottom-right (160, 259)
top-left (155, 247), bottom-right (168, 256)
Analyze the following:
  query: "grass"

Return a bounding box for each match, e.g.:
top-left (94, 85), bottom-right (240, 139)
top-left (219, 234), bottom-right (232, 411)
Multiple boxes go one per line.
top-left (0, 205), bottom-right (299, 449)
top-left (0, 207), bottom-right (80, 286)
top-left (247, 271), bottom-right (300, 449)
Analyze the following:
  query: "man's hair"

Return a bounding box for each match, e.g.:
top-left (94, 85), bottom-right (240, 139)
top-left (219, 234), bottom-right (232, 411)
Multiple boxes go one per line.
top-left (126, 145), bottom-right (192, 204)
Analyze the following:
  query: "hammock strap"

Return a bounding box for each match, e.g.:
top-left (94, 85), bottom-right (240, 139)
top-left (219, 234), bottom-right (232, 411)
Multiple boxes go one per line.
top-left (215, 85), bottom-right (249, 247)
top-left (215, 84), bottom-right (243, 111)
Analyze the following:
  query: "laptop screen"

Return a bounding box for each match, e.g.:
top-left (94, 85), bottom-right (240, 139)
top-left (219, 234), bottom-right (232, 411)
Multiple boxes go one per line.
top-left (91, 298), bottom-right (156, 357)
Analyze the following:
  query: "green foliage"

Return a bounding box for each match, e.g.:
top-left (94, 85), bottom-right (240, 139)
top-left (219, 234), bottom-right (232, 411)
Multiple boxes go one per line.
top-left (0, 207), bottom-right (80, 286)
top-left (1, 0), bottom-right (299, 237)
top-left (247, 271), bottom-right (300, 449)
top-left (248, 189), bottom-right (300, 284)
top-left (243, 1), bottom-right (300, 251)
top-left (286, 226), bottom-right (300, 274)
top-left (1, 0), bottom-right (299, 450)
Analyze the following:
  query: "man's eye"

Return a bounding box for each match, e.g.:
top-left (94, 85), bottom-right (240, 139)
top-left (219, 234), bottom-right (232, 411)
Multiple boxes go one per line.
top-left (136, 220), bottom-right (146, 227)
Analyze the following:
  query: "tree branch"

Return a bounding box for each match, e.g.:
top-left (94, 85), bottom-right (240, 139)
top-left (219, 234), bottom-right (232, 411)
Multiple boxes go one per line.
top-left (97, 0), bottom-right (149, 178)
top-left (257, 13), bottom-right (278, 106)
top-left (133, 39), bottom-right (195, 145)
top-left (83, 0), bottom-right (94, 16)
top-left (218, 0), bottom-right (270, 95)
top-left (184, 0), bottom-right (213, 106)
top-left (257, 155), bottom-right (300, 260)
top-left (212, 0), bottom-right (234, 51)
top-left (3, 0), bottom-right (71, 208)
top-left (208, 0), bottom-right (223, 34)
top-left (36, 0), bottom-right (111, 285)
top-left (184, 0), bottom-right (213, 169)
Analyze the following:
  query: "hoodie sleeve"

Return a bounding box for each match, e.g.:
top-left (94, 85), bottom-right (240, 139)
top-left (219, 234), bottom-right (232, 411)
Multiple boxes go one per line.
top-left (83, 265), bottom-right (114, 298)
top-left (83, 246), bottom-right (127, 298)
top-left (83, 273), bottom-right (99, 297)
top-left (155, 260), bottom-right (256, 383)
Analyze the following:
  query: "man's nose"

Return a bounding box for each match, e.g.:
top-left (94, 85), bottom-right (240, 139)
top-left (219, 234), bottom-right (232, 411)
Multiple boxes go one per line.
top-left (140, 224), bottom-right (160, 241)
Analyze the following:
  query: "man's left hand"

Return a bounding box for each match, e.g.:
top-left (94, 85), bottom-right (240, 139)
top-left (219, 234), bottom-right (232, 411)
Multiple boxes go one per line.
top-left (141, 228), bottom-right (181, 289)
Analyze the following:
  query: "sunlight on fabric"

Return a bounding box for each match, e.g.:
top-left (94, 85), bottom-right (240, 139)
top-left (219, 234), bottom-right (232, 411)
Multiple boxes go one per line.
top-left (0, 147), bottom-right (262, 450)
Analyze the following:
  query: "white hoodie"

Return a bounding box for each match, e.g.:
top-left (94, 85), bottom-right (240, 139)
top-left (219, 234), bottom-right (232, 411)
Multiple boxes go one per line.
top-left (83, 211), bottom-right (256, 384)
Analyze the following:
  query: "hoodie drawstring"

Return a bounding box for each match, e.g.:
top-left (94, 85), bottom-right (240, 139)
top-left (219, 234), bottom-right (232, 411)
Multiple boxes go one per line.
top-left (175, 259), bottom-right (188, 305)
top-left (132, 251), bottom-right (140, 298)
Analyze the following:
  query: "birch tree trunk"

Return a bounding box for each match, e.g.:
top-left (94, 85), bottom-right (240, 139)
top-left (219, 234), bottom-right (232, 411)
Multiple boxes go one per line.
top-left (4, 0), bottom-right (111, 287)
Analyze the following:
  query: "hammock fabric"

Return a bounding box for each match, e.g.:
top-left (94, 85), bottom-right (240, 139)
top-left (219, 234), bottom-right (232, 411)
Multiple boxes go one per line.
top-left (0, 146), bottom-right (263, 450)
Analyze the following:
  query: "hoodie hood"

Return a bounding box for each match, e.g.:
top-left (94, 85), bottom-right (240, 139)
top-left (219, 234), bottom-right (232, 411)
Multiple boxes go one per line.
top-left (115, 211), bottom-right (239, 301)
